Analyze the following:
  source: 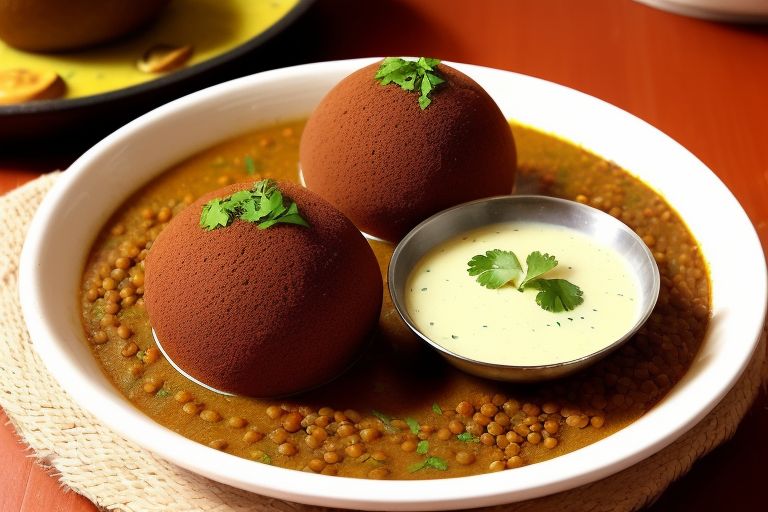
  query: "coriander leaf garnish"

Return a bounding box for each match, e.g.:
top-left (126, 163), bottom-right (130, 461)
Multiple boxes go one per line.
top-left (466, 249), bottom-right (584, 313)
top-left (372, 409), bottom-right (397, 432)
top-left (408, 456), bottom-right (448, 473)
top-left (405, 417), bottom-right (420, 435)
top-left (432, 403), bottom-right (443, 415)
top-left (375, 57), bottom-right (445, 110)
top-left (467, 249), bottom-right (522, 289)
top-left (200, 199), bottom-right (231, 230)
top-left (527, 278), bottom-right (584, 312)
top-left (199, 179), bottom-right (309, 231)
top-left (416, 440), bottom-right (429, 454)
top-left (456, 432), bottom-right (480, 443)
top-left (519, 251), bottom-right (558, 290)
top-left (244, 155), bottom-right (259, 175)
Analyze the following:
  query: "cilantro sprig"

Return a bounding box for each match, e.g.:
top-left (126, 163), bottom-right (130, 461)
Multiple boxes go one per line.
top-left (408, 456), bottom-right (448, 473)
top-left (199, 179), bottom-right (309, 231)
top-left (467, 250), bottom-right (584, 313)
top-left (375, 57), bottom-right (445, 109)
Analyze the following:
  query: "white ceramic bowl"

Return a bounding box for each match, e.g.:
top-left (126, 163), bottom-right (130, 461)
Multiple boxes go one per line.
top-left (19, 58), bottom-right (767, 510)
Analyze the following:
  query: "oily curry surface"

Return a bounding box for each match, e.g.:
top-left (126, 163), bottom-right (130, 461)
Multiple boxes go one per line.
top-left (80, 121), bottom-right (710, 480)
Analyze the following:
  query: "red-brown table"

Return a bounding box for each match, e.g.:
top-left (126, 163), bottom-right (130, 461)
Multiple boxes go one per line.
top-left (2, 1), bottom-right (766, 510)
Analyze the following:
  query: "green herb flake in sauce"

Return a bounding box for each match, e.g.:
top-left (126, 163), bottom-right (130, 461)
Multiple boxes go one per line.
top-left (408, 455), bottom-right (448, 473)
top-left (416, 440), bottom-right (429, 454)
top-left (405, 417), bottom-right (420, 435)
top-left (372, 409), bottom-right (397, 432)
top-left (456, 432), bottom-right (480, 443)
top-left (244, 154), bottom-right (258, 175)
top-left (155, 388), bottom-right (170, 398)
top-left (432, 403), bottom-right (443, 415)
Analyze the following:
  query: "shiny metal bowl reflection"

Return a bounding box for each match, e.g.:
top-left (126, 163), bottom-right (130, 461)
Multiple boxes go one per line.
top-left (388, 195), bottom-right (661, 382)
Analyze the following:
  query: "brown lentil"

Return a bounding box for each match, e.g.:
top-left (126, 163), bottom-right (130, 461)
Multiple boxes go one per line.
top-left (228, 416), bottom-right (248, 428)
top-left (282, 412), bottom-right (303, 433)
top-left (455, 451), bottom-right (476, 465)
top-left (368, 467), bottom-right (389, 480)
top-left (182, 402), bottom-right (201, 415)
top-left (308, 459), bottom-right (325, 472)
top-left (323, 451), bottom-right (340, 464)
top-left (455, 401), bottom-right (474, 416)
top-left (209, 439), bottom-right (228, 450)
top-left (266, 405), bottom-right (283, 419)
top-left (200, 409), bottom-right (222, 423)
top-left (121, 342), bottom-right (138, 357)
top-left (174, 390), bottom-right (193, 403)
top-left (278, 442), bottom-right (297, 456)
top-left (243, 430), bottom-right (263, 444)
top-left (345, 443), bottom-right (365, 458)
top-left (489, 460), bottom-right (506, 472)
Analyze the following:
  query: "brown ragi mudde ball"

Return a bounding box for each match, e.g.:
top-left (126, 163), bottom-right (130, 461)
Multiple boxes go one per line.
top-left (144, 181), bottom-right (383, 398)
top-left (299, 60), bottom-right (517, 242)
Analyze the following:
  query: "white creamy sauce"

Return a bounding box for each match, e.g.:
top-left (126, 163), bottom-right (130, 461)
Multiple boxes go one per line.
top-left (405, 222), bottom-right (640, 366)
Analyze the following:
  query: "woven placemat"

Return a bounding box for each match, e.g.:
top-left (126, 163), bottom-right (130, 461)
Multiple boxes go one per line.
top-left (1, 173), bottom-right (765, 512)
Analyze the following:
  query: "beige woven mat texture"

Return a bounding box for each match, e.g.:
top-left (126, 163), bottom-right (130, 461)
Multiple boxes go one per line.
top-left (1, 174), bottom-right (766, 512)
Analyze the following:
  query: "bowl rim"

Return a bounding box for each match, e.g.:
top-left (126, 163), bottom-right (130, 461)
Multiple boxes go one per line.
top-left (387, 194), bottom-right (661, 378)
top-left (18, 57), bottom-right (768, 510)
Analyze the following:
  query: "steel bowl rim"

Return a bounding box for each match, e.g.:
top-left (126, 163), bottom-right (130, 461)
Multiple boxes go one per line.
top-left (387, 194), bottom-right (661, 376)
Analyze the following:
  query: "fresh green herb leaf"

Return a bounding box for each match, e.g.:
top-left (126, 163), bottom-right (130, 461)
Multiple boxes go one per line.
top-left (259, 453), bottom-right (272, 464)
top-left (425, 456), bottom-right (448, 470)
top-left (405, 417), bottom-right (420, 435)
top-left (467, 248), bottom-right (584, 313)
top-left (156, 388), bottom-right (170, 398)
top-left (408, 456), bottom-right (448, 473)
top-left (456, 432), bottom-right (480, 443)
top-left (527, 279), bottom-right (584, 312)
top-left (467, 249), bottom-right (522, 289)
top-left (372, 410), bottom-right (397, 432)
top-left (407, 460), bottom-right (426, 473)
top-left (375, 57), bottom-right (445, 110)
top-left (416, 440), bottom-right (429, 454)
top-left (199, 179), bottom-right (309, 231)
top-left (519, 251), bottom-right (558, 290)
top-left (244, 155), bottom-right (259, 175)
top-left (199, 199), bottom-right (232, 230)
top-left (372, 409), bottom-right (391, 423)
top-left (432, 403), bottom-right (443, 415)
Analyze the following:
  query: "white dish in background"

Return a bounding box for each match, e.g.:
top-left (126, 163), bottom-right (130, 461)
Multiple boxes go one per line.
top-left (634, 0), bottom-right (768, 22)
top-left (19, 58), bottom-right (767, 510)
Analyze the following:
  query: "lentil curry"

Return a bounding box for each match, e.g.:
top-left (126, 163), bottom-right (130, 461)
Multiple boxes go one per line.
top-left (80, 120), bottom-right (710, 480)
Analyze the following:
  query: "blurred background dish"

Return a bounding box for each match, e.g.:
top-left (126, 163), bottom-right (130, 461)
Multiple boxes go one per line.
top-left (634, 0), bottom-right (768, 22)
top-left (0, 0), bottom-right (313, 153)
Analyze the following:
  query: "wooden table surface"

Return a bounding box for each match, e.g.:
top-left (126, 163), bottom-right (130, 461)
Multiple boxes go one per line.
top-left (2, 0), bottom-right (767, 510)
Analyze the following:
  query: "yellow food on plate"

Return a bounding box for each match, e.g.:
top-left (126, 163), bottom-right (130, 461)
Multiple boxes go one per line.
top-left (0, 0), bottom-right (300, 102)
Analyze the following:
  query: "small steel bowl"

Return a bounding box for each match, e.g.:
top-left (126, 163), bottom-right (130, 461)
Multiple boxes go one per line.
top-left (388, 195), bottom-right (661, 382)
